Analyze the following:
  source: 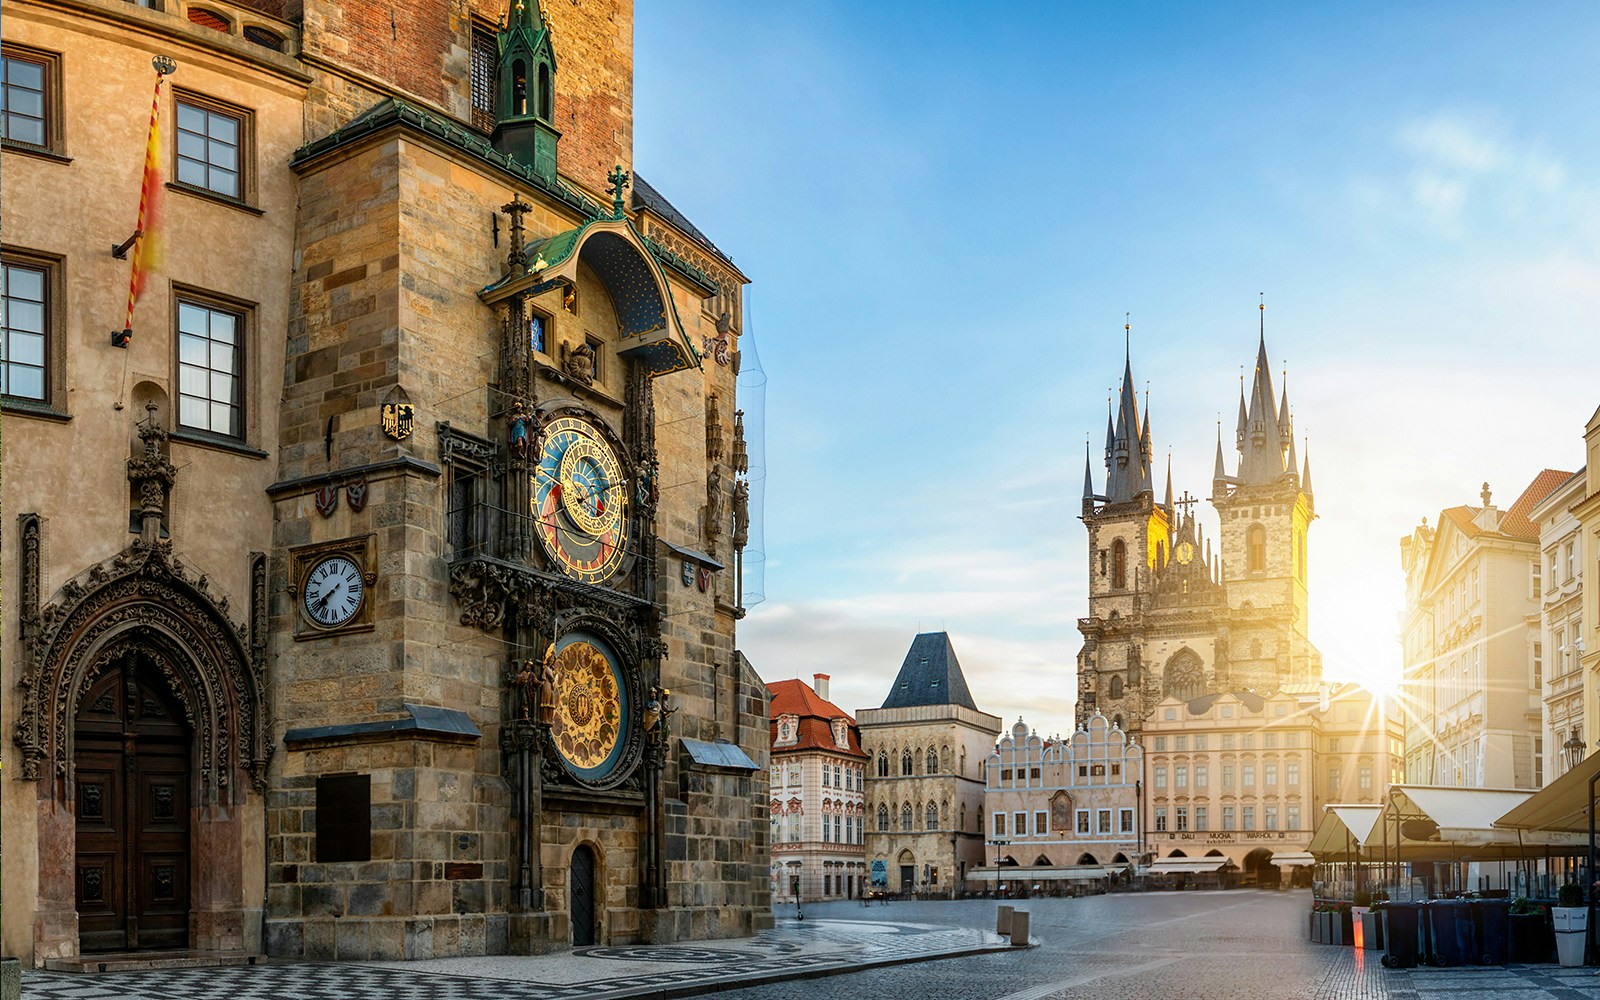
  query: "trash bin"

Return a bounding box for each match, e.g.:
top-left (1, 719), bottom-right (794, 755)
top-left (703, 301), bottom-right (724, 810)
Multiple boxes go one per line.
top-left (1427, 900), bottom-right (1476, 967)
top-left (1508, 908), bottom-right (1554, 964)
top-left (1473, 900), bottom-right (1511, 965)
top-left (1382, 901), bottom-right (1423, 968)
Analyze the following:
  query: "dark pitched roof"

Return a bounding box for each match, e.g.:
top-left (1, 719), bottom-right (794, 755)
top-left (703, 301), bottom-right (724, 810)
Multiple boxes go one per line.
top-left (880, 632), bottom-right (979, 711)
top-left (631, 174), bottom-right (736, 269)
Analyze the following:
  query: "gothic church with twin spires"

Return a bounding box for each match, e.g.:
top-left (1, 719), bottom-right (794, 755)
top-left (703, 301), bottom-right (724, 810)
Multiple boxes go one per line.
top-left (1075, 318), bottom-right (1322, 734)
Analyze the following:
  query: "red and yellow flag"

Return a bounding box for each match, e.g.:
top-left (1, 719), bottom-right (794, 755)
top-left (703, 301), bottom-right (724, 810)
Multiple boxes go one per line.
top-left (121, 68), bottom-right (167, 343)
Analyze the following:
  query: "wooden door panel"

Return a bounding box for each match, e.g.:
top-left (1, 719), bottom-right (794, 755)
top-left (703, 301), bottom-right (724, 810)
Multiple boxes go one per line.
top-left (75, 659), bottom-right (193, 953)
top-left (75, 753), bottom-right (127, 951)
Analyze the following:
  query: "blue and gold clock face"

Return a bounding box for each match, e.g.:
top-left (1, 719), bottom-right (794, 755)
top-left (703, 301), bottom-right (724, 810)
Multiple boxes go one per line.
top-left (550, 631), bottom-right (630, 781)
top-left (532, 416), bottom-right (629, 584)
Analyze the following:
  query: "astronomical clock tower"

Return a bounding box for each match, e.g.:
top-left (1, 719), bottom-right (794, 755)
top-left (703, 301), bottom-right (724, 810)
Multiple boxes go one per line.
top-left (264, 0), bottom-right (769, 959)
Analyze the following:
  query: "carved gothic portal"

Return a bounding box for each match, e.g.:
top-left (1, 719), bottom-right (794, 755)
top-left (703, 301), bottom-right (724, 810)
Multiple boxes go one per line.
top-left (13, 531), bottom-right (269, 962)
top-left (74, 653), bottom-right (192, 952)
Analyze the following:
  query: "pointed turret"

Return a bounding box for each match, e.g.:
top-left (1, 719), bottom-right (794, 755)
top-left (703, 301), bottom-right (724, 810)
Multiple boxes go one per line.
top-left (1301, 441), bottom-right (1314, 499)
top-left (1213, 425), bottom-right (1228, 487)
top-left (1104, 338), bottom-right (1151, 503)
top-left (492, 0), bottom-right (561, 184)
top-left (1163, 456), bottom-right (1173, 515)
top-left (1237, 314), bottom-right (1288, 485)
top-left (1140, 407), bottom-right (1153, 482)
top-left (1082, 443), bottom-right (1095, 502)
top-left (1285, 423), bottom-right (1300, 484)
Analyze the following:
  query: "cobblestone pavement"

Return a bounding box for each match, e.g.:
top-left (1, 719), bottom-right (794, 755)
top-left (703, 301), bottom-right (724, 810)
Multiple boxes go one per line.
top-left (21, 892), bottom-right (1600, 999)
top-left (720, 892), bottom-right (1600, 1000)
top-left (18, 916), bottom-right (1005, 999)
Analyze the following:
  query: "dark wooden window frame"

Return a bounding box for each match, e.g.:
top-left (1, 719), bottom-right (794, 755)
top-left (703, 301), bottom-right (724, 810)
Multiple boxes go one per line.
top-left (1, 43), bottom-right (65, 158)
top-left (171, 88), bottom-right (256, 207)
top-left (1, 246), bottom-right (67, 416)
top-left (171, 284), bottom-right (254, 443)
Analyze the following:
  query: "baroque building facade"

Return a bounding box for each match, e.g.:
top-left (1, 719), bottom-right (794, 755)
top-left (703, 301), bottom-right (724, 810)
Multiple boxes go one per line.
top-left (766, 675), bottom-right (867, 903)
top-left (1075, 321), bottom-right (1320, 737)
top-left (1531, 469), bottom-right (1586, 783)
top-left (1398, 472), bottom-right (1567, 788)
top-left (2, 0), bottom-right (768, 967)
top-left (1140, 683), bottom-right (1400, 879)
top-left (980, 713), bottom-right (1143, 886)
top-left (859, 633), bottom-right (998, 896)
top-left (1576, 409), bottom-right (1600, 773)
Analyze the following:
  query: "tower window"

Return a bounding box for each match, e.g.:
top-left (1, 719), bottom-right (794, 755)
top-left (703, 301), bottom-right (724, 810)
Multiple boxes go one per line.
top-left (1248, 524), bottom-right (1266, 572)
top-left (1112, 539), bottom-right (1127, 589)
top-left (512, 59), bottom-right (527, 116)
top-left (537, 62), bottom-right (552, 121)
top-left (470, 27), bottom-right (495, 131)
top-left (1109, 675), bottom-right (1123, 699)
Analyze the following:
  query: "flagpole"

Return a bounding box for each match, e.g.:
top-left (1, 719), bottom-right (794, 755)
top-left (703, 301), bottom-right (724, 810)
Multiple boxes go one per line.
top-left (114, 55), bottom-right (177, 348)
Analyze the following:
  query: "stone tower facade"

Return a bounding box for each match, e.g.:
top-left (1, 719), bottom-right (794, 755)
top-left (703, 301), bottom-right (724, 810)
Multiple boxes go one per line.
top-left (1076, 318), bottom-right (1321, 735)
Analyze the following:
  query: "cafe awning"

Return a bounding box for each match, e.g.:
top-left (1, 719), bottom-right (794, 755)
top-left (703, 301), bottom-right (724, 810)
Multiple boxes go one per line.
top-left (1270, 851), bottom-right (1316, 867)
top-left (1308, 804), bottom-right (1384, 861)
top-left (1145, 857), bottom-right (1231, 875)
top-left (1494, 750), bottom-right (1600, 837)
top-left (967, 865), bottom-right (1112, 882)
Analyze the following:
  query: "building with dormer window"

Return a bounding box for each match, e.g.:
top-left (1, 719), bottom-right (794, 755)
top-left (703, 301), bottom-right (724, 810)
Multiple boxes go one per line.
top-left (767, 675), bottom-right (868, 902)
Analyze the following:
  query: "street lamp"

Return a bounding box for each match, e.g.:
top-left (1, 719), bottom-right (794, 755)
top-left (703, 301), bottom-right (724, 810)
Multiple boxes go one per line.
top-left (1563, 729), bottom-right (1586, 772)
top-left (991, 838), bottom-right (1010, 897)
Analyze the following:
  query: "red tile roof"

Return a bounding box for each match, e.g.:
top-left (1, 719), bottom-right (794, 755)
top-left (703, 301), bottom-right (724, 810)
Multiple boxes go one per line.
top-left (1437, 469), bottom-right (1573, 542)
top-left (1500, 469), bottom-right (1575, 539)
top-left (767, 679), bottom-right (866, 758)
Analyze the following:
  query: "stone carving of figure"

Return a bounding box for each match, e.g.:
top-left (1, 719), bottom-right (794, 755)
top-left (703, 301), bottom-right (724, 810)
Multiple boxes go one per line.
top-left (537, 643), bottom-right (559, 726)
top-left (732, 477), bottom-right (750, 550)
top-left (514, 659), bottom-right (538, 721)
top-left (562, 341), bottom-right (596, 385)
top-left (704, 463), bottom-right (724, 548)
top-left (508, 401), bottom-right (531, 460)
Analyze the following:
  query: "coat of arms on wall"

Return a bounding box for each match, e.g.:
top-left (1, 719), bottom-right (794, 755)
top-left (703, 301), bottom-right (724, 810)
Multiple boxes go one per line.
top-left (346, 478), bottom-right (369, 512)
top-left (314, 484), bottom-right (339, 518)
top-left (381, 403), bottom-right (415, 440)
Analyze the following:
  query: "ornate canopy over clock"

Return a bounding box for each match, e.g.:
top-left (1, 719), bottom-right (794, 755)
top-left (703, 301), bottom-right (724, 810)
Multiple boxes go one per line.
top-left (532, 415), bottom-right (630, 585)
top-left (548, 629), bottom-right (634, 785)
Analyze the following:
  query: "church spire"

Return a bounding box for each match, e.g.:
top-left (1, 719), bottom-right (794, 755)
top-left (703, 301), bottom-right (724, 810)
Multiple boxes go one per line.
top-left (1213, 421), bottom-right (1228, 487)
top-left (1082, 441), bottom-right (1095, 502)
top-left (1163, 453), bottom-right (1173, 514)
top-left (1301, 437), bottom-right (1314, 498)
top-left (1103, 322), bottom-right (1151, 504)
top-left (1237, 298), bottom-right (1288, 485)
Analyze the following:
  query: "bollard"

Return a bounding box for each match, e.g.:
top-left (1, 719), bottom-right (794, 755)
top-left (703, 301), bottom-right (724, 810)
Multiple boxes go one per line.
top-left (1, 957), bottom-right (18, 1000)
top-left (996, 904), bottom-right (1014, 935)
top-left (1011, 910), bottom-right (1030, 947)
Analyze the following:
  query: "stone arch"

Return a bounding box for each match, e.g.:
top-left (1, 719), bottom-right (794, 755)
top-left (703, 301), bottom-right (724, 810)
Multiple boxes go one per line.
top-left (15, 539), bottom-right (268, 796)
top-left (925, 746), bottom-right (938, 774)
top-left (1162, 648), bottom-right (1205, 702)
top-left (1109, 674), bottom-right (1124, 699)
top-left (1034, 855), bottom-right (1052, 867)
top-left (1077, 852), bottom-right (1099, 865)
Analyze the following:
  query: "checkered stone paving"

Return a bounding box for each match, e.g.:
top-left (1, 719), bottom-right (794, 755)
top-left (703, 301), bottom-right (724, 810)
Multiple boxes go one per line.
top-left (20, 918), bottom-right (1007, 1000)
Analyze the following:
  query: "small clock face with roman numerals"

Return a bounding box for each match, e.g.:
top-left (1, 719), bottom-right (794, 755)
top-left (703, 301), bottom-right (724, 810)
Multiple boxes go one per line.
top-left (302, 554), bottom-right (365, 628)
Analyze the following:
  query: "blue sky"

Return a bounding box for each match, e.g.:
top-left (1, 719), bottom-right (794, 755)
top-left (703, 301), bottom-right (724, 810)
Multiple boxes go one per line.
top-left (634, 2), bottom-right (1600, 736)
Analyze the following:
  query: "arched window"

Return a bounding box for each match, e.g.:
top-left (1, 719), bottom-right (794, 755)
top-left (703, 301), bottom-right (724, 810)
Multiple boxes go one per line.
top-left (1248, 524), bottom-right (1266, 572)
top-left (877, 750), bottom-right (889, 777)
top-left (960, 748), bottom-right (967, 775)
top-left (1163, 648), bottom-right (1206, 701)
top-left (1035, 855), bottom-right (1053, 867)
top-left (1109, 675), bottom-right (1124, 699)
top-left (941, 745), bottom-right (952, 772)
top-left (925, 801), bottom-right (939, 830)
top-left (1112, 539), bottom-right (1127, 589)
top-left (877, 804), bottom-right (889, 832)
top-left (512, 59), bottom-right (528, 116)
top-left (901, 750), bottom-right (913, 776)
top-left (926, 748), bottom-right (939, 774)
top-left (1113, 714), bottom-right (1123, 730)
top-left (536, 62), bottom-right (552, 120)
top-left (941, 799), bottom-right (950, 825)
top-left (901, 803), bottom-right (913, 832)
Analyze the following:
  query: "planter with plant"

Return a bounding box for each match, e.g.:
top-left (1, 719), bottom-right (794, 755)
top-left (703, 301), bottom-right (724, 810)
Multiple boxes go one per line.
top-left (1553, 883), bottom-right (1587, 967)
top-left (1352, 890), bottom-right (1383, 950)
top-left (1508, 897), bottom-right (1552, 964)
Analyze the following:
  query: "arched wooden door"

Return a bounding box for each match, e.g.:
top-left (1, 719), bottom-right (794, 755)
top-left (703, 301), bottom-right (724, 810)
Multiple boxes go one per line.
top-left (74, 654), bottom-right (192, 951)
top-left (570, 845), bottom-right (596, 946)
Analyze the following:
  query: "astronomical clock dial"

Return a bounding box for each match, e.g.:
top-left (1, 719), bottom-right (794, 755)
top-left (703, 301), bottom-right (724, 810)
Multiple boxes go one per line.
top-left (532, 416), bottom-right (629, 584)
top-left (549, 631), bottom-right (630, 782)
top-left (302, 554), bottom-right (365, 628)
top-left (1174, 541), bottom-right (1196, 565)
